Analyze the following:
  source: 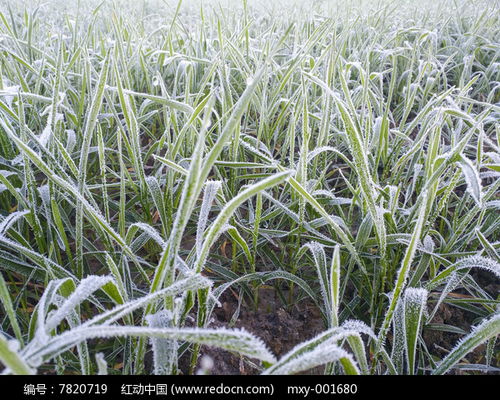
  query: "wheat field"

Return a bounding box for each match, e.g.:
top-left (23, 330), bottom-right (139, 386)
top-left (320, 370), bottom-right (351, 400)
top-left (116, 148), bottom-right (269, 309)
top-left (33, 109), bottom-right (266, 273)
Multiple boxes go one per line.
top-left (0, 0), bottom-right (498, 375)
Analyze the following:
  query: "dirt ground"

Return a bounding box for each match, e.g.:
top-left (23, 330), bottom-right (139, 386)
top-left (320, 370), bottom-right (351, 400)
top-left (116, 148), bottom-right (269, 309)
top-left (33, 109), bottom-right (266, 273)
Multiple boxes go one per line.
top-left (180, 268), bottom-right (499, 375)
top-left (182, 287), bottom-right (324, 374)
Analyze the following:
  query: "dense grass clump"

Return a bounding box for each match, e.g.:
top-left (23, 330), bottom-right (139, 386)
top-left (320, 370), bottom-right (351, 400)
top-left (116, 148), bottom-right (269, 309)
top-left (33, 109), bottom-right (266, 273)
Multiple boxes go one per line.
top-left (0, 0), bottom-right (498, 375)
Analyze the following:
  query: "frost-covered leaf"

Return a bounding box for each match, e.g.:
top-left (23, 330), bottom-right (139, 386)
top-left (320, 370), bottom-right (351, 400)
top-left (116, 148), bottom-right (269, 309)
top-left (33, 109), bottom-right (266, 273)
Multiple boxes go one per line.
top-left (428, 255), bottom-right (500, 290)
top-left (196, 181), bottom-right (222, 258)
top-left (433, 313), bottom-right (500, 375)
top-left (378, 190), bottom-right (429, 348)
top-left (45, 276), bottom-right (114, 333)
top-left (391, 299), bottom-right (405, 374)
top-left (264, 323), bottom-right (369, 375)
top-left (25, 326), bottom-right (277, 366)
top-left (95, 352), bottom-right (107, 375)
top-left (82, 275), bottom-right (212, 328)
top-left (403, 288), bottom-right (428, 375)
top-left (265, 343), bottom-right (358, 375)
top-left (485, 200), bottom-right (500, 210)
top-left (126, 223), bottom-right (166, 248)
top-left (0, 335), bottom-right (34, 375)
top-left (146, 176), bottom-right (167, 230)
top-left (303, 242), bottom-right (331, 317)
top-left (457, 154), bottom-right (482, 206)
top-left (146, 310), bottom-right (176, 375)
top-left (0, 211), bottom-right (30, 235)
